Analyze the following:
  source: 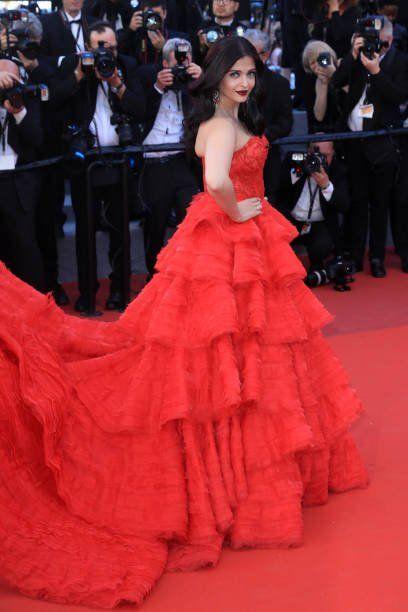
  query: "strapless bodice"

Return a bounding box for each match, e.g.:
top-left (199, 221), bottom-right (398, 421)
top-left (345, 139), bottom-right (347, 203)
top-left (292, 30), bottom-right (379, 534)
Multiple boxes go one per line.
top-left (203, 135), bottom-right (269, 200)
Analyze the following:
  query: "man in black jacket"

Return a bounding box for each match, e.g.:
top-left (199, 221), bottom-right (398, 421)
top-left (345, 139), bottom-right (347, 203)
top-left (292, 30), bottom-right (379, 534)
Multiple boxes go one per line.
top-left (137, 37), bottom-right (200, 280)
top-left (244, 29), bottom-right (293, 203)
top-left (118, 0), bottom-right (187, 65)
top-left (197, 0), bottom-right (246, 61)
top-left (331, 16), bottom-right (408, 277)
top-left (54, 21), bottom-right (146, 311)
top-left (84, 0), bottom-right (133, 32)
top-left (0, 60), bottom-right (45, 291)
top-left (277, 140), bottom-right (351, 273)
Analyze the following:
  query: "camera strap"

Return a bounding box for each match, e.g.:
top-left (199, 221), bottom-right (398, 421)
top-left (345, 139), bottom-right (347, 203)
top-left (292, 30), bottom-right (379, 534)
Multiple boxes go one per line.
top-left (0, 114), bottom-right (9, 154)
top-left (306, 177), bottom-right (320, 220)
top-left (61, 11), bottom-right (83, 53)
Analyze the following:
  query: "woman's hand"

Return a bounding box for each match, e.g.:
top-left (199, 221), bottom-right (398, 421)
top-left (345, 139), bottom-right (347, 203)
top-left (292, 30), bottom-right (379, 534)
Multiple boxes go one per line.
top-left (230, 197), bottom-right (263, 223)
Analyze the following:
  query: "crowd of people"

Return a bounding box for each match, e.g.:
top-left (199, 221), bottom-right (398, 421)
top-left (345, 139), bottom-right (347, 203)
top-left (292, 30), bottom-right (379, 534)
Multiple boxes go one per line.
top-left (0, 0), bottom-right (407, 313)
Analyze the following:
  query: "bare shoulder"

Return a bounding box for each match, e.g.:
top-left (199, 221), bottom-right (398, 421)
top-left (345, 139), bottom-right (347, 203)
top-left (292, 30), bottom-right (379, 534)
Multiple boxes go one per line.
top-left (195, 117), bottom-right (237, 158)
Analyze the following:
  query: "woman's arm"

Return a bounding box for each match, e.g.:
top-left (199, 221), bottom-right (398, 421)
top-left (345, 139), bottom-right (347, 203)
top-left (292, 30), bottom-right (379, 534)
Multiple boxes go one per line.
top-left (202, 118), bottom-right (261, 223)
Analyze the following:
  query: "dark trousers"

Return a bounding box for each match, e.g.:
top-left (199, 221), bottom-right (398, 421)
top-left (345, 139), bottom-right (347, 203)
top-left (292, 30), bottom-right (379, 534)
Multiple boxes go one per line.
top-left (0, 176), bottom-right (45, 291)
top-left (36, 167), bottom-right (64, 291)
top-left (141, 155), bottom-right (199, 276)
top-left (70, 174), bottom-right (126, 296)
top-left (390, 137), bottom-right (408, 260)
top-left (344, 140), bottom-right (397, 264)
top-left (292, 220), bottom-right (333, 270)
top-left (264, 145), bottom-right (283, 203)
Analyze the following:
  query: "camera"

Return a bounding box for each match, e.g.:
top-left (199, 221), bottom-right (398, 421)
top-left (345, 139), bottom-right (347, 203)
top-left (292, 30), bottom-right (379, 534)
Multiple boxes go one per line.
top-left (110, 113), bottom-right (133, 147)
top-left (290, 149), bottom-right (329, 178)
top-left (0, 9), bottom-right (30, 26)
top-left (201, 25), bottom-right (224, 46)
top-left (0, 83), bottom-right (49, 108)
top-left (94, 42), bottom-right (116, 79)
top-left (142, 9), bottom-right (163, 31)
top-left (170, 42), bottom-right (192, 90)
top-left (7, 26), bottom-right (41, 60)
top-left (305, 256), bottom-right (353, 291)
top-left (305, 268), bottom-right (330, 288)
top-left (355, 15), bottom-right (384, 59)
top-left (317, 52), bottom-right (331, 67)
top-left (62, 123), bottom-right (95, 174)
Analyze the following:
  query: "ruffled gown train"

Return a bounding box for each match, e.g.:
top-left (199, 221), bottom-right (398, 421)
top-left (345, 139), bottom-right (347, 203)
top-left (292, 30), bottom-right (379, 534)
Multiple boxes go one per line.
top-left (0, 136), bottom-right (368, 608)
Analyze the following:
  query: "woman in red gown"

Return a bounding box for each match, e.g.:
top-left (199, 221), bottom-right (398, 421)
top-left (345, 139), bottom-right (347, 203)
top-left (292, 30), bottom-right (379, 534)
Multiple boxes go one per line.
top-left (0, 37), bottom-right (368, 608)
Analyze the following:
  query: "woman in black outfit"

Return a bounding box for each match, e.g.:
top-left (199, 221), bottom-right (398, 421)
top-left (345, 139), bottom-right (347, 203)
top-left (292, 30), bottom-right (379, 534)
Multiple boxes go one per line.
top-left (312, 0), bottom-right (360, 59)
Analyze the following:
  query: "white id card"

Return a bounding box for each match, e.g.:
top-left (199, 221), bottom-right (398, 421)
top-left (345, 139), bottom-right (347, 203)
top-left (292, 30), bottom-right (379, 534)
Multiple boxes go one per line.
top-left (358, 104), bottom-right (374, 119)
top-left (0, 155), bottom-right (16, 170)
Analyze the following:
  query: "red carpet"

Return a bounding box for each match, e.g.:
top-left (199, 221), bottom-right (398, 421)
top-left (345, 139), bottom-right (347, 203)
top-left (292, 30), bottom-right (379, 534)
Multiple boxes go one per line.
top-left (1, 255), bottom-right (407, 612)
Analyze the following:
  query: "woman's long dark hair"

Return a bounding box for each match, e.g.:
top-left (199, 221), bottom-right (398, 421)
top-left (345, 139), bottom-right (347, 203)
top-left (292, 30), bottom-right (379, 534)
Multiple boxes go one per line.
top-left (184, 36), bottom-right (265, 158)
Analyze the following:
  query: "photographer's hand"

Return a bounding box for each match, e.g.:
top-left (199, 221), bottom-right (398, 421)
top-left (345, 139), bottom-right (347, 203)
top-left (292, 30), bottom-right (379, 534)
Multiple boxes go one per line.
top-left (360, 51), bottom-right (380, 75)
top-left (148, 30), bottom-right (165, 51)
top-left (0, 70), bottom-right (21, 89)
top-left (4, 99), bottom-right (25, 115)
top-left (312, 168), bottom-right (331, 190)
top-left (352, 35), bottom-right (364, 60)
top-left (186, 62), bottom-right (202, 80)
top-left (0, 30), bottom-right (17, 52)
top-left (129, 11), bottom-right (143, 32)
top-left (155, 68), bottom-right (174, 93)
top-left (16, 50), bottom-right (39, 73)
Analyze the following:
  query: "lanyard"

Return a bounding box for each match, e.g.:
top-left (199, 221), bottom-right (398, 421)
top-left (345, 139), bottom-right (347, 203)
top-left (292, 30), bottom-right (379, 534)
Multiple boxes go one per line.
top-left (306, 177), bottom-right (320, 221)
top-left (61, 11), bottom-right (83, 52)
top-left (0, 114), bottom-right (9, 154)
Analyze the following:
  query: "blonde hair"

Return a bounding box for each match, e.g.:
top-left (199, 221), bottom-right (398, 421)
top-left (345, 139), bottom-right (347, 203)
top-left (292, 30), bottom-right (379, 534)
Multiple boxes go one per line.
top-left (302, 40), bottom-right (337, 74)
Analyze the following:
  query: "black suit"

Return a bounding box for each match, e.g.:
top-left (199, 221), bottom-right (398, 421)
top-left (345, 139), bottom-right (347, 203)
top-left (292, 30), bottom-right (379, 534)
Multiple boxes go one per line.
top-left (118, 24), bottom-right (188, 65)
top-left (261, 68), bottom-right (293, 202)
top-left (84, 0), bottom-right (133, 30)
top-left (136, 64), bottom-right (199, 277)
top-left (0, 100), bottom-right (45, 290)
top-left (277, 154), bottom-right (351, 268)
top-left (57, 53), bottom-right (146, 297)
top-left (40, 10), bottom-right (97, 58)
top-left (331, 47), bottom-right (408, 264)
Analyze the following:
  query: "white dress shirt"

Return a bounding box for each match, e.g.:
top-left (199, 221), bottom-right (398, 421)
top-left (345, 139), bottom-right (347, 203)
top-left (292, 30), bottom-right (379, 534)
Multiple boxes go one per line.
top-left (348, 52), bottom-right (387, 132)
top-left (103, 13), bottom-right (124, 32)
top-left (290, 173), bottom-right (334, 222)
top-left (143, 88), bottom-right (184, 158)
top-left (0, 107), bottom-right (27, 170)
top-left (89, 83), bottom-right (119, 147)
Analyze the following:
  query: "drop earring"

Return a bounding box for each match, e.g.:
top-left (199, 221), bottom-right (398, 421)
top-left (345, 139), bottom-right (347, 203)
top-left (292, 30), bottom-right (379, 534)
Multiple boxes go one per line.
top-left (212, 90), bottom-right (220, 105)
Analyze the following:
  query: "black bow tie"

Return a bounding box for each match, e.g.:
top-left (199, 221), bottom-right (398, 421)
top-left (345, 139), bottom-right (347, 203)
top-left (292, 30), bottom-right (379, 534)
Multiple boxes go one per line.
top-left (70, 19), bottom-right (82, 26)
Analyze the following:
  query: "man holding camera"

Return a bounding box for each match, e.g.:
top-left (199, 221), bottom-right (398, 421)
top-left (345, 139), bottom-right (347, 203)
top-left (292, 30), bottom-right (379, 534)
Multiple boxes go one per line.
top-left (84, 0), bottom-right (134, 32)
top-left (331, 15), bottom-right (408, 277)
top-left (277, 140), bottom-right (351, 278)
top-left (197, 0), bottom-right (246, 59)
top-left (118, 0), bottom-right (187, 65)
top-left (0, 60), bottom-right (45, 291)
top-left (55, 21), bottom-right (145, 311)
top-left (137, 37), bottom-right (200, 280)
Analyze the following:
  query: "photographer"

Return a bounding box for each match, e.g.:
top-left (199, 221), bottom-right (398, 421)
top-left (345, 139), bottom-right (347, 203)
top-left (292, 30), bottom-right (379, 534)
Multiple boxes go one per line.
top-left (137, 37), bottom-right (200, 280)
top-left (331, 15), bottom-right (408, 277)
top-left (40, 0), bottom-right (97, 58)
top-left (244, 29), bottom-right (293, 203)
top-left (118, 0), bottom-right (187, 65)
top-left (312, 1), bottom-right (361, 60)
top-left (302, 40), bottom-right (345, 133)
top-left (277, 140), bottom-right (351, 280)
top-left (0, 60), bottom-right (45, 291)
top-left (197, 0), bottom-right (246, 59)
top-left (57, 21), bottom-right (145, 311)
top-left (378, 1), bottom-right (408, 53)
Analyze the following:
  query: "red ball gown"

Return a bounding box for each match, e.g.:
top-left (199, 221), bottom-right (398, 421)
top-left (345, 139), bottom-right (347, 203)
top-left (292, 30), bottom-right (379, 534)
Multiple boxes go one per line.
top-left (0, 135), bottom-right (368, 608)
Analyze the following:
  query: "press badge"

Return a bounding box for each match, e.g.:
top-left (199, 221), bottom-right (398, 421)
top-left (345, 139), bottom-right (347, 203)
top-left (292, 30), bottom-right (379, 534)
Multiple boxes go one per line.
top-left (0, 155), bottom-right (16, 170)
top-left (358, 104), bottom-right (374, 119)
top-left (300, 222), bottom-right (312, 235)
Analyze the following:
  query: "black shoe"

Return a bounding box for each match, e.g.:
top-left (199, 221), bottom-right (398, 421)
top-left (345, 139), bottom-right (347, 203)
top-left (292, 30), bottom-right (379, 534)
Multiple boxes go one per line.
top-left (52, 283), bottom-right (69, 307)
top-left (105, 291), bottom-right (125, 311)
top-left (74, 295), bottom-right (94, 313)
top-left (370, 259), bottom-right (386, 278)
top-left (351, 260), bottom-right (363, 274)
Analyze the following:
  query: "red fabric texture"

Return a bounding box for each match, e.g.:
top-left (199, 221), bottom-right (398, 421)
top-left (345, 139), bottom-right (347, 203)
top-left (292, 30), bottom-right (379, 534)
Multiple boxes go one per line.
top-left (0, 136), bottom-right (368, 608)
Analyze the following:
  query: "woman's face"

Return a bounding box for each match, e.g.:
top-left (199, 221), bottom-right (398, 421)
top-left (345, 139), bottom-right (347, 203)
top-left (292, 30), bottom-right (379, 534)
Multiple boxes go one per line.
top-left (218, 55), bottom-right (257, 105)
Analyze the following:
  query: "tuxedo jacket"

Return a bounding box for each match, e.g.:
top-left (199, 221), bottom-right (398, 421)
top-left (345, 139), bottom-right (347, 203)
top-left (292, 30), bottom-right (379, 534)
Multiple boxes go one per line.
top-left (261, 69), bottom-right (293, 144)
top-left (331, 46), bottom-right (408, 164)
top-left (46, 53), bottom-right (145, 131)
top-left (39, 10), bottom-right (97, 58)
top-left (276, 154), bottom-right (351, 250)
top-left (4, 99), bottom-right (43, 211)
